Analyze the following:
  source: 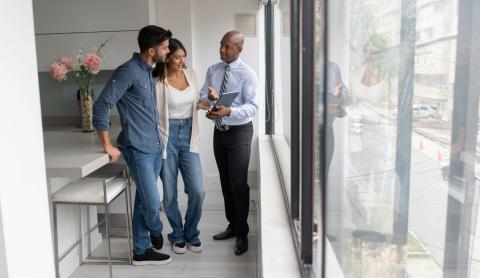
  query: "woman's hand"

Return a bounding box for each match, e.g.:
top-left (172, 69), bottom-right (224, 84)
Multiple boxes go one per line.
top-left (197, 100), bottom-right (212, 110)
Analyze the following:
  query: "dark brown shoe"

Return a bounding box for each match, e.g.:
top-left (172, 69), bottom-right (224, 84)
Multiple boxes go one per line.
top-left (212, 227), bottom-right (235, 240)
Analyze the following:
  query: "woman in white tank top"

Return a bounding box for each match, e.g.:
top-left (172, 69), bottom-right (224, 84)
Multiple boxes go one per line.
top-left (349, 38), bottom-right (395, 234)
top-left (153, 38), bottom-right (210, 254)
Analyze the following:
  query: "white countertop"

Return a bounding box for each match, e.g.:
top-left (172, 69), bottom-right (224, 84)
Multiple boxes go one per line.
top-left (43, 127), bottom-right (119, 178)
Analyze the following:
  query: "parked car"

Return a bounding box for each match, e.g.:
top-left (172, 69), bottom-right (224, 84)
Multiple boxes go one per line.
top-left (413, 105), bottom-right (438, 119)
top-left (391, 105), bottom-right (438, 119)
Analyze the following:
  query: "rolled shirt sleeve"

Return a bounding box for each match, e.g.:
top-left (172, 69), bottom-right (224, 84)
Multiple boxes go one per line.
top-left (93, 65), bottom-right (133, 131)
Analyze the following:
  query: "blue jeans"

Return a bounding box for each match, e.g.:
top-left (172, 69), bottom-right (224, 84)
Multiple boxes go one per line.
top-left (121, 147), bottom-right (164, 254)
top-left (161, 118), bottom-right (205, 245)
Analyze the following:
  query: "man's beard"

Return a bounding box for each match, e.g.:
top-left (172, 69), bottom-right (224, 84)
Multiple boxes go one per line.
top-left (153, 54), bottom-right (165, 64)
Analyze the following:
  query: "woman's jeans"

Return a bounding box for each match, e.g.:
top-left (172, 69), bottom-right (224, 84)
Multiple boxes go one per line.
top-left (161, 118), bottom-right (205, 245)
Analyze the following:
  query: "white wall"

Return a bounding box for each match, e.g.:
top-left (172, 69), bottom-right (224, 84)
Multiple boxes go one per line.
top-left (156, 0), bottom-right (263, 180)
top-left (34, 0), bottom-right (157, 119)
top-left (156, 0), bottom-right (194, 68)
top-left (0, 1), bottom-right (56, 277)
top-left (0, 203), bottom-right (8, 278)
top-left (33, 0), bottom-right (155, 71)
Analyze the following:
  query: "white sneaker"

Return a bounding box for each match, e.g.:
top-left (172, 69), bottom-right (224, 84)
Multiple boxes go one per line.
top-left (188, 242), bottom-right (202, 253)
top-left (172, 241), bottom-right (187, 254)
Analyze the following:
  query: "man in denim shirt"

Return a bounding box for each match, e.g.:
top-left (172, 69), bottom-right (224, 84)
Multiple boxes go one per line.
top-left (93, 25), bottom-right (172, 266)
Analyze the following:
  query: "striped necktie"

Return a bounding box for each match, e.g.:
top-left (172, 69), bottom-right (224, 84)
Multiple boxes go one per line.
top-left (215, 64), bottom-right (231, 130)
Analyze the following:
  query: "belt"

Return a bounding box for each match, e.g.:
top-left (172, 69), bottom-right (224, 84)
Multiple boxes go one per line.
top-left (215, 121), bottom-right (252, 132)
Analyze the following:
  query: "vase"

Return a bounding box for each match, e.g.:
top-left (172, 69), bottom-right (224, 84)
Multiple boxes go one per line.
top-left (78, 89), bottom-right (94, 132)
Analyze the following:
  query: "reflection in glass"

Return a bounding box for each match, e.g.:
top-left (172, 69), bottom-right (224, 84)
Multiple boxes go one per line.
top-left (322, 0), bottom-right (480, 276)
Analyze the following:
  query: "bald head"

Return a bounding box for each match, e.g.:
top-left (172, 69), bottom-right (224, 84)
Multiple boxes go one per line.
top-left (220, 31), bottom-right (245, 63)
top-left (223, 31), bottom-right (245, 47)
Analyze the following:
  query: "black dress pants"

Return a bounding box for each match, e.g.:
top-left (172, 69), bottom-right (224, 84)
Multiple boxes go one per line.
top-left (213, 122), bottom-right (253, 238)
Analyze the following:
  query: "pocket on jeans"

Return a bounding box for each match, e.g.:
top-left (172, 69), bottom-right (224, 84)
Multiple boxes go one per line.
top-left (128, 147), bottom-right (148, 162)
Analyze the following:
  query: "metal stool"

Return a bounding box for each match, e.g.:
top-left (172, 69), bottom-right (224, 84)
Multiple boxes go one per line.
top-left (52, 163), bottom-right (133, 278)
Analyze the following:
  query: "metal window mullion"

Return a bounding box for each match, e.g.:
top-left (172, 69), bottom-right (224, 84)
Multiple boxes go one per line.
top-left (300, 0), bottom-right (315, 266)
top-left (265, 0), bottom-right (275, 135)
top-left (443, 0), bottom-right (480, 276)
top-left (392, 0), bottom-right (417, 249)
top-left (290, 0), bottom-right (301, 221)
top-left (320, 0), bottom-right (328, 277)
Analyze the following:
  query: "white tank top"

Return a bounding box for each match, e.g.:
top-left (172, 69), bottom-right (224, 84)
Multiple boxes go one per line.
top-left (167, 85), bottom-right (194, 119)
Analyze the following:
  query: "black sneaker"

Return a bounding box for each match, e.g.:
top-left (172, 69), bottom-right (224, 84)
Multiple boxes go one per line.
top-left (132, 248), bottom-right (172, 266)
top-left (172, 241), bottom-right (187, 254)
top-left (150, 233), bottom-right (163, 250)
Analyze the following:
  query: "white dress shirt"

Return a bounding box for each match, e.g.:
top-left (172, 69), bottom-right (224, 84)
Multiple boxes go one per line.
top-left (199, 58), bottom-right (259, 126)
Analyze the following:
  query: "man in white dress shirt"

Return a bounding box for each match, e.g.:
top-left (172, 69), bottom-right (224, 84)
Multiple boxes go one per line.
top-left (199, 31), bottom-right (258, 255)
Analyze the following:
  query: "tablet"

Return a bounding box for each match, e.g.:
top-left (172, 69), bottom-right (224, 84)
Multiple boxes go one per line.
top-left (212, 91), bottom-right (240, 110)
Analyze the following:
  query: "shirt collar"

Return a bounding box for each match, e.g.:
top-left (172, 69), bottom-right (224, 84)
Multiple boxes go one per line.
top-left (133, 52), bottom-right (153, 71)
top-left (225, 57), bottom-right (242, 69)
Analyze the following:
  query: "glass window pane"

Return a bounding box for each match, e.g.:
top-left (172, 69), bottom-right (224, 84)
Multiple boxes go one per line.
top-left (277, 0), bottom-right (292, 145)
top-left (322, 0), bottom-right (480, 276)
top-left (313, 0), bottom-right (326, 274)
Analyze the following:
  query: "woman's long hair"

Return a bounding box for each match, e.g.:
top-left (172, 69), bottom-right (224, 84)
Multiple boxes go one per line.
top-left (152, 38), bottom-right (187, 82)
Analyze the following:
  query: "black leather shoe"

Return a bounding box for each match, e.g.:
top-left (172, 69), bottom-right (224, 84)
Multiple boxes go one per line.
top-left (212, 227), bottom-right (235, 240)
top-left (234, 237), bottom-right (248, 255)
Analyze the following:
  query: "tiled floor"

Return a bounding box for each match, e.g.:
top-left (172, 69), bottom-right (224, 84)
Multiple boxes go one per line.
top-left (70, 184), bottom-right (258, 278)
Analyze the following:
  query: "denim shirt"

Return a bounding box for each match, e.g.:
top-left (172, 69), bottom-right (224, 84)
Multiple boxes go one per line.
top-left (317, 61), bottom-right (348, 127)
top-left (93, 53), bottom-right (164, 154)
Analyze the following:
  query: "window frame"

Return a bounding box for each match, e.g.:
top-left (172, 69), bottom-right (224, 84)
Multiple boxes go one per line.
top-left (267, 0), bottom-right (324, 275)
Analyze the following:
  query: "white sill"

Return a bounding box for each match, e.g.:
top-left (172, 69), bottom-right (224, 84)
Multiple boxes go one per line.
top-left (326, 239), bottom-right (346, 278)
top-left (258, 135), bottom-right (345, 278)
top-left (258, 135), bottom-right (301, 278)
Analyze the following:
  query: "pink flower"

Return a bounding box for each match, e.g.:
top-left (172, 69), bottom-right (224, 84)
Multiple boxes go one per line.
top-left (57, 56), bottom-right (74, 71)
top-left (83, 53), bottom-right (102, 73)
top-left (49, 62), bottom-right (68, 81)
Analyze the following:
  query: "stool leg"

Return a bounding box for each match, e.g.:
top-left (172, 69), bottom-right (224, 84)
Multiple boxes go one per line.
top-left (125, 187), bottom-right (133, 264)
top-left (53, 203), bottom-right (60, 278)
top-left (77, 205), bottom-right (83, 266)
top-left (86, 205), bottom-right (92, 257)
top-left (104, 191), bottom-right (113, 278)
top-left (127, 168), bottom-right (133, 263)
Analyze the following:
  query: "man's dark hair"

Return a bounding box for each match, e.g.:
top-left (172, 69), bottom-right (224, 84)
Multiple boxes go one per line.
top-left (138, 25), bottom-right (172, 52)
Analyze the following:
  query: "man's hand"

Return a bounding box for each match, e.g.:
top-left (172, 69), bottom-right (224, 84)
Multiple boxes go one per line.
top-left (197, 100), bottom-right (212, 110)
top-left (97, 130), bottom-right (121, 162)
top-left (206, 105), bottom-right (231, 120)
top-left (333, 84), bottom-right (343, 97)
top-left (208, 86), bottom-right (220, 101)
top-left (105, 145), bottom-right (121, 162)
